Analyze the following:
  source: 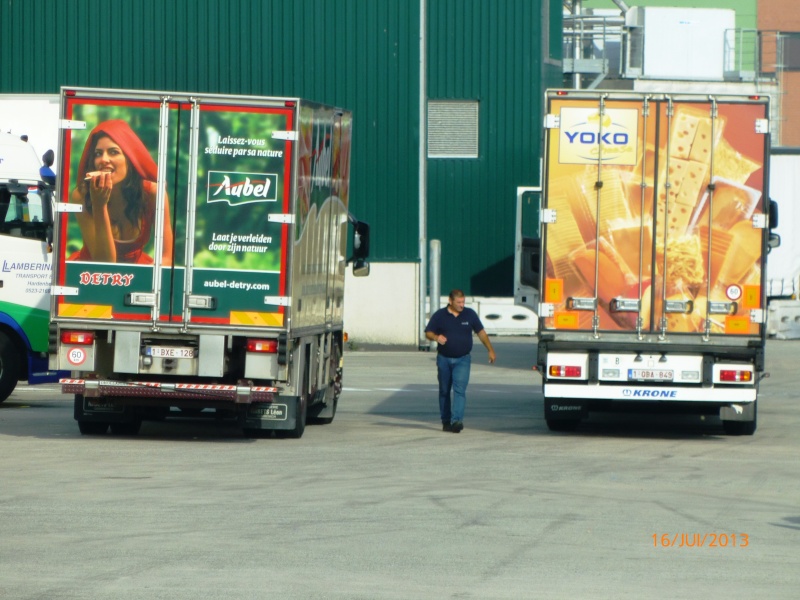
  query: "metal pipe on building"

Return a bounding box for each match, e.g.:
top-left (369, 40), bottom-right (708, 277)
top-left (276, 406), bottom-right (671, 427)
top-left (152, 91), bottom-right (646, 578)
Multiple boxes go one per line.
top-left (428, 239), bottom-right (441, 349)
top-left (611, 0), bottom-right (630, 14)
top-left (418, 0), bottom-right (429, 350)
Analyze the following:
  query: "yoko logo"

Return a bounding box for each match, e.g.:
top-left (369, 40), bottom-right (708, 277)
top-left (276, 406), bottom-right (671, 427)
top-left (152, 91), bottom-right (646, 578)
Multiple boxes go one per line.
top-left (208, 171), bottom-right (278, 206)
top-left (558, 107), bottom-right (639, 166)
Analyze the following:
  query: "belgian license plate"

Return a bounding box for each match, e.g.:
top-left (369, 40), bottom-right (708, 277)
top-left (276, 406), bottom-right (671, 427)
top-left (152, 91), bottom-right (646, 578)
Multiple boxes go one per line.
top-left (628, 369), bottom-right (674, 381)
top-left (146, 346), bottom-right (196, 359)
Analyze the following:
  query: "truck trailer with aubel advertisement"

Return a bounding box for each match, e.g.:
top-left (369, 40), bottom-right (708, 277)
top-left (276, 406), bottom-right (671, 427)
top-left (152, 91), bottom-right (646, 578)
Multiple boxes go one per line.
top-left (49, 87), bottom-right (370, 437)
top-left (517, 90), bottom-right (778, 435)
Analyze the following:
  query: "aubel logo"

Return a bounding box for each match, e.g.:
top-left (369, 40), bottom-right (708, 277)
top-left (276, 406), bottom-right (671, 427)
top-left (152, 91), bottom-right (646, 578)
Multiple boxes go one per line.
top-left (208, 171), bottom-right (278, 206)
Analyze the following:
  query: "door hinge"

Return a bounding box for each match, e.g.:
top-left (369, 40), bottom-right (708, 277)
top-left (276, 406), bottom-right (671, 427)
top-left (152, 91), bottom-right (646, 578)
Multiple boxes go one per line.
top-left (59, 119), bottom-right (87, 130)
top-left (544, 114), bottom-right (560, 129)
top-left (187, 295), bottom-right (217, 310)
top-left (540, 208), bottom-right (557, 224)
top-left (755, 119), bottom-right (769, 134)
top-left (55, 202), bottom-right (82, 213)
top-left (264, 296), bottom-right (290, 307)
top-left (51, 286), bottom-right (79, 296)
top-left (539, 303), bottom-right (555, 318)
top-left (750, 309), bottom-right (766, 324)
top-left (268, 214), bottom-right (294, 224)
top-left (125, 293), bottom-right (156, 307)
top-left (752, 213), bottom-right (767, 229)
top-left (272, 130), bottom-right (298, 141)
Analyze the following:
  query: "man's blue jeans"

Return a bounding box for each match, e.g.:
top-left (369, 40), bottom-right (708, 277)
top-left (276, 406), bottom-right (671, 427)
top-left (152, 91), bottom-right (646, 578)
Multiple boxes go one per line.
top-left (436, 353), bottom-right (471, 424)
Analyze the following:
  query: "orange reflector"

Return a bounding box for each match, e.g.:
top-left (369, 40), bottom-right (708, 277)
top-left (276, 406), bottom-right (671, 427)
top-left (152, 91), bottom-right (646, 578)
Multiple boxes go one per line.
top-left (60, 331), bottom-right (94, 345)
top-left (343, 332), bottom-right (349, 342)
top-left (246, 339), bottom-right (278, 353)
top-left (719, 370), bottom-right (752, 382)
top-left (549, 365), bottom-right (582, 378)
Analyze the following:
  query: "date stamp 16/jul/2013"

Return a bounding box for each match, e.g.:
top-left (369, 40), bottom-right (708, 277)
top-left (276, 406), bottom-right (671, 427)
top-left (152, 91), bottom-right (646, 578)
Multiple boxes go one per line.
top-left (653, 533), bottom-right (749, 548)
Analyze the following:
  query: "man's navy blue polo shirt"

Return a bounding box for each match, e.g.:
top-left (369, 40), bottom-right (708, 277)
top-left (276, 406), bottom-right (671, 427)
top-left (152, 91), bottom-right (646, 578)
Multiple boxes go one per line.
top-left (425, 306), bottom-right (485, 358)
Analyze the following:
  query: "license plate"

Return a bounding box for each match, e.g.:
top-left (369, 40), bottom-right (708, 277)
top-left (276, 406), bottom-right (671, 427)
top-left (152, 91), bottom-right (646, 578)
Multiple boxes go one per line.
top-left (628, 369), bottom-right (674, 381)
top-left (145, 346), bottom-right (196, 359)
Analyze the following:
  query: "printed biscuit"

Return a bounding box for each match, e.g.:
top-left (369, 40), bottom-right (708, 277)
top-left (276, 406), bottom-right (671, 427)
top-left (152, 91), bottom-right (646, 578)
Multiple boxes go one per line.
top-left (668, 110), bottom-right (700, 160)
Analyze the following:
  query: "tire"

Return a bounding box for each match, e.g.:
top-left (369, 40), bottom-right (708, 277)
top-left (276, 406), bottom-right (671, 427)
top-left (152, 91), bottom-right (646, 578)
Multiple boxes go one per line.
top-left (308, 397), bottom-right (337, 425)
top-left (723, 416), bottom-right (757, 436)
top-left (276, 397), bottom-right (307, 439)
top-left (308, 338), bottom-right (342, 425)
top-left (0, 331), bottom-right (21, 403)
top-left (110, 420), bottom-right (142, 436)
top-left (546, 418), bottom-right (581, 432)
top-left (78, 420), bottom-right (109, 435)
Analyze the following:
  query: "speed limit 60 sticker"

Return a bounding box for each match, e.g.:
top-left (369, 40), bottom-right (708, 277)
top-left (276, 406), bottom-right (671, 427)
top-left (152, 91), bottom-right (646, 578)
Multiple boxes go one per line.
top-left (67, 347), bottom-right (87, 366)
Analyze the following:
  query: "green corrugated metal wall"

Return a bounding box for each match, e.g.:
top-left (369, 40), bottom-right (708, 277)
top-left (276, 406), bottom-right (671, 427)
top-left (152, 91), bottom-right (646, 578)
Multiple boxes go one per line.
top-left (427, 0), bottom-right (562, 294)
top-left (0, 0), bottom-right (421, 262)
top-left (0, 0), bottom-right (561, 296)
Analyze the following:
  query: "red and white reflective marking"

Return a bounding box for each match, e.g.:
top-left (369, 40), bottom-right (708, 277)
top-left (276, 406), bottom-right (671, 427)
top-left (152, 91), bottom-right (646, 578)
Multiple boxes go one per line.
top-left (59, 379), bottom-right (278, 402)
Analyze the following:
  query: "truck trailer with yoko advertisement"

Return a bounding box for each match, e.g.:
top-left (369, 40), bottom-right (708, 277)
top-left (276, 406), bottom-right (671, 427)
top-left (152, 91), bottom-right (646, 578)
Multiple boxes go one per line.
top-left (49, 87), bottom-right (370, 437)
top-left (518, 90), bottom-right (778, 435)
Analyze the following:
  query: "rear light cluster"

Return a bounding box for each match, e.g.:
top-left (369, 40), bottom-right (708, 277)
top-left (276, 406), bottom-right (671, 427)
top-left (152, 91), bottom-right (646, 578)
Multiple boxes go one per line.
top-left (549, 365), bottom-right (582, 378)
top-left (719, 369), bottom-right (753, 383)
top-left (246, 339), bottom-right (278, 353)
top-left (61, 331), bottom-right (94, 345)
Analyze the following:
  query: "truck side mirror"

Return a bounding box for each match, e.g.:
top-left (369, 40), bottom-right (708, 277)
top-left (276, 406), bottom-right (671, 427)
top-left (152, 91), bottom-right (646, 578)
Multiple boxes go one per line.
top-left (767, 199), bottom-right (780, 253)
top-left (349, 219), bottom-right (370, 277)
top-left (769, 199), bottom-right (779, 229)
top-left (768, 232), bottom-right (781, 252)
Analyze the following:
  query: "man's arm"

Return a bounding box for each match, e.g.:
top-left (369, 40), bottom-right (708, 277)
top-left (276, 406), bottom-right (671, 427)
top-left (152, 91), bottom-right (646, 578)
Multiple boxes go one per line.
top-left (426, 330), bottom-right (446, 344)
top-left (476, 329), bottom-right (496, 364)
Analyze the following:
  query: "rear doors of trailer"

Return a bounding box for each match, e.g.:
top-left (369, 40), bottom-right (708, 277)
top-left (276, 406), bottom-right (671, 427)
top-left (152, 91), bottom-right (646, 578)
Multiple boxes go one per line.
top-left (52, 89), bottom-right (296, 338)
top-left (540, 92), bottom-right (769, 342)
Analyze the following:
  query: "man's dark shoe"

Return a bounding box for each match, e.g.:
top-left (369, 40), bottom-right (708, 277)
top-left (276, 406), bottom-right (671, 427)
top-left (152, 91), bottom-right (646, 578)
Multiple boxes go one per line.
top-left (442, 421), bottom-right (452, 432)
top-left (451, 421), bottom-right (463, 433)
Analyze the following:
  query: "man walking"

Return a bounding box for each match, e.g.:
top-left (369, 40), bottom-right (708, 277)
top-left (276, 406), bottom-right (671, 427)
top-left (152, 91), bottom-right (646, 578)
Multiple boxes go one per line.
top-left (425, 289), bottom-right (496, 433)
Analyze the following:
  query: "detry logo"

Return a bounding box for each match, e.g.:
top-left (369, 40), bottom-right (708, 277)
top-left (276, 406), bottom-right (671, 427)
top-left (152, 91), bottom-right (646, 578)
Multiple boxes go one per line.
top-left (558, 107), bottom-right (638, 166)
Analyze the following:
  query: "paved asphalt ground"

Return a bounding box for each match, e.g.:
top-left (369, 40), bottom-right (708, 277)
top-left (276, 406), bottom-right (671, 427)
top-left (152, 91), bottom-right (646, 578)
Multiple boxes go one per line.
top-left (1, 337), bottom-right (798, 599)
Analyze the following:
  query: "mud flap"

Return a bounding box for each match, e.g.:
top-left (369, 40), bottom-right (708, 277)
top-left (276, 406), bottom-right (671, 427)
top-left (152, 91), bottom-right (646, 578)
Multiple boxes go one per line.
top-left (73, 393), bottom-right (136, 424)
top-left (720, 401), bottom-right (756, 423)
top-left (544, 399), bottom-right (588, 422)
top-left (240, 395), bottom-right (300, 431)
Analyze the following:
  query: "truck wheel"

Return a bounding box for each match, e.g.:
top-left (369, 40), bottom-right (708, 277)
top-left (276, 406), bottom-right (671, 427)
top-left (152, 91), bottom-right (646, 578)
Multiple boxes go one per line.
top-left (546, 418), bottom-right (581, 432)
top-left (308, 397), bottom-right (337, 425)
top-left (308, 338), bottom-right (341, 425)
top-left (277, 397), bottom-right (307, 439)
top-left (78, 421), bottom-right (109, 435)
top-left (0, 331), bottom-right (21, 403)
top-left (722, 413), bottom-right (757, 436)
top-left (110, 420), bottom-right (142, 436)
